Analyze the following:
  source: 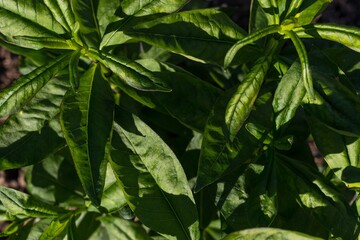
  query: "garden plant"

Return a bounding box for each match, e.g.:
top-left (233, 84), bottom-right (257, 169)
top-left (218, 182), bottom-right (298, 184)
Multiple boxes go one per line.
top-left (0, 0), bottom-right (360, 239)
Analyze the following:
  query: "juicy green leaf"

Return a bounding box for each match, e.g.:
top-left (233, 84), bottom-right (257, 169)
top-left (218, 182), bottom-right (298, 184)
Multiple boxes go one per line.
top-left (70, 0), bottom-right (101, 47)
top-left (114, 59), bottom-right (221, 131)
top-left (285, 0), bottom-right (304, 18)
top-left (0, 186), bottom-right (66, 218)
top-left (273, 61), bottom-right (306, 130)
top-left (294, 0), bottom-right (332, 26)
top-left (44, 0), bottom-right (76, 33)
top-left (0, 54), bottom-right (71, 118)
top-left (223, 228), bottom-right (323, 240)
top-left (226, 40), bottom-right (277, 141)
top-left (295, 24), bottom-right (360, 53)
top-left (100, 0), bottom-right (191, 48)
top-left (100, 216), bottom-right (151, 240)
top-left (7, 219), bottom-right (34, 240)
top-left (0, 0), bottom-right (65, 34)
top-left (87, 49), bottom-right (171, 92)
top-left (60, 64), bottom-right (114, 206)
top-left (224, 25), bottom-right (280, 67)
top-left (286, 30), bottom-right (314, 99)
top-left (125, 9), bottom-right (258, 66)
top-left (110, 108), bottom-right (199, 240)
top-left (97, 0), bottom-right (121, 35)
top-left (39, 213), bottom-right (74, 240)
top-left (257, 0), bottom-right (279, 25)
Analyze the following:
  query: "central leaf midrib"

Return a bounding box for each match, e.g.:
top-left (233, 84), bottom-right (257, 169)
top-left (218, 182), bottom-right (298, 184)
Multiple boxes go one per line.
top-left (121, 126), bottom-right (192, 240)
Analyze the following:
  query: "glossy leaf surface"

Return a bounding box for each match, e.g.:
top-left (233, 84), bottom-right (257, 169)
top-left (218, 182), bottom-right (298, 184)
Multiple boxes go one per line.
top-left (125, 9), bottom-right (256, 66)
top-left (110, 108), bottom-right (199, 240)
top-left (60, 64), bottom-right (114, 206)
top-left (0, 186), bottom-right (65, 218)
top-left (44, 0), bottom-right (76, 33)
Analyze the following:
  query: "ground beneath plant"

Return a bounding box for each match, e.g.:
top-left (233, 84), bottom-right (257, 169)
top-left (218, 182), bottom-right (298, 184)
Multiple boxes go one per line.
top-left (0, 0), bottom-right (359, 234)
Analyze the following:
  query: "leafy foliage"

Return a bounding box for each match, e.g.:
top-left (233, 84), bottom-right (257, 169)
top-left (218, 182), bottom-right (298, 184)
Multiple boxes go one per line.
top-left (0, 0), bottom-right (360, 239)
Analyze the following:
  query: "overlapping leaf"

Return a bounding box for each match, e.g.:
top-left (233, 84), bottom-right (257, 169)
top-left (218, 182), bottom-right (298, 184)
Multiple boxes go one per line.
top-left (44, 0), bottom-right (75, 33)
top-left (100, 0), bottom-right (190, 48)
top-left (60, 64), bottom-right (114, 206)
top-left (0, 186), bottom-right (66, 218)
top-left (0, 54), bottom-right (71, 118)
top-left (125, 9), bottom-right (260, 65)
top-left (110, 108), bottom-right (199, 240)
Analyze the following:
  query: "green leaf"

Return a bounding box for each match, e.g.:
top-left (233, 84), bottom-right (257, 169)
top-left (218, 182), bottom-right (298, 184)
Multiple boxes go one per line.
top-left (44, 0), bottom-right (76, 33)
top-left (100, 216), bottom-right (151, 240)
top-left (110, 108), bottom-right (199, 240)
top-left (224, 25), bottom-right (279, 67)
top-left (225, 41), bottom-right (277, 141)
top-left (24, 150), bottom-right (84, 207)
top-left (60, 64), bottom-right (115, 206)
top-left (303, 69), bottom-right (360, 137)
top-left (308, 117), bottom-right (360, 188)
top-left (0, 0), bottom-right (65, 34)
top-left (7, 219), bottom-right (34, 240)
top-left (97, 0), bottom-right (121, 35)
top-left (0, 186), bottom-right (66, 218)
top-left (70, 0), bottom-right (101, 47)
top-left (125, 9), bottom-right (259, 66)
top-left (39, 213), bottom-right (75, 240)
top-left (285, 0), bottom-right (304, 18)
top-left (69, 50), bottom-right (81, 91)
top-left (285, 30), bottom-right (314, 99)
top-left (0, 53), bottom-right (71, 118)
top-left (195, 90), bottom-right (262, 191)
top-left (87, 49), bottom-right (171, 92)
top-left (257, 0), bottom-right (279, 25)
top-left (273, 61), bottom-right (306, 130)
top-left (115, 59), bottom-right (221, 131)
top-left (295, 24), bottom-right (360, 53)
top-left (223, 228), bottom-right (323, 240)
top-left (0, 76), bottom-right (69, 170)
top-left (294, 0), bottom-right (332, 26)
top-left (100, 0), bottom-right (190, 48)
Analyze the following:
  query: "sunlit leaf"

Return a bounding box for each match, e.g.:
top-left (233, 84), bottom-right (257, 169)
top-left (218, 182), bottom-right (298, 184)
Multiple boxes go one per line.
top-left (60, 64), bottom-right (114, 206)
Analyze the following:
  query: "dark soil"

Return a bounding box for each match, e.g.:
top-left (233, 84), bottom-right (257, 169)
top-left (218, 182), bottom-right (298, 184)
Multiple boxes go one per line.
top-left (0, 0), bottom-right (359, 234)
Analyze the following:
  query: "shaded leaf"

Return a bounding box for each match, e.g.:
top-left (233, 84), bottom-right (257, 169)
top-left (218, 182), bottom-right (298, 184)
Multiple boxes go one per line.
top-left (0, 186), bottom-right (66, 218)
top-left (100, 0), bottom-right (191, 48)
top-left (295, 0), bottom-right (332, 26)
top-left (100, 216), bottom-right (151, 240)
top-left (60, 64), bottom-right (114, 206)
top-left (110, 108), bottom-right (199, 240)
top-left (125, 9), bottom-right (259, 66)
top-left (70, 0), bottom-right (101, 47)
top-left (39, 213), bottom-right (75, 240)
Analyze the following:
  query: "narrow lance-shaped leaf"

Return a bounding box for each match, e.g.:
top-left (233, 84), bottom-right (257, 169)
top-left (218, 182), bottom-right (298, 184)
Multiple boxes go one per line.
top-left (257, 0), bottom-right (279, 24)
top-left (285, 0), bottom-right (304, 17)
top-left (101, 0), bottom-right (192, 48)
top-left (39, 213), bottom-right (75, 240)
top-left (294, 0), bottom-right (332, 26)
top-left (295, 23), bottom-right (360, 53)
top-left (223, 228), bottom-right (323, 240)
top-left (286, 30), bottom-right (314, 100)
top-left (0, 186), bottom-right (66, 218)
top-left (272, 61), bottom-right (306, 130)
top-left (224, 25), bottom-right (280, 67)
top-left (60, 64), bottom-right (115, 206)
top-left (0, 53), bottom-right (71, 118)
top-left (225, 40), bottom-right (278, 141)
top-left (0, 76), bottom-right (69, 170)
top-left (70, 0), bottom-right (101, 47)
top-left (86, 49), bottom-right (171, 92)
top-left (69, 50), bottom-right (81, 91)
top-left (110, 108), bottom-right (200, 240)
top-left (44, 0), bottom-right (76, 33)
top-left (124, 9), bottom-right (258, 66)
